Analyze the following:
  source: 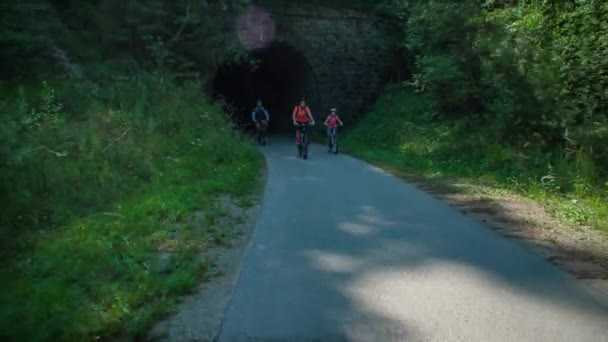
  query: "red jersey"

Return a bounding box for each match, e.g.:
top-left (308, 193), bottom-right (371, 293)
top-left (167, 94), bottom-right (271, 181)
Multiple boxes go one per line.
top-left (293, 105), bottom-right (311, 123)
top-left (326, 114), bottom-right (341, 128)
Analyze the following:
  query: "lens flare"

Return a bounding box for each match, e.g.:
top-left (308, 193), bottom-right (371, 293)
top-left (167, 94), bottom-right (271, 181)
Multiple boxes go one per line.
top-left (236, 6), bottom-right (275, 51)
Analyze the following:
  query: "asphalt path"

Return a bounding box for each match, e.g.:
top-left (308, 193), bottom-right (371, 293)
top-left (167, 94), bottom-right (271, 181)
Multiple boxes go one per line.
top-left (217, 138), bottom-right (608, 342)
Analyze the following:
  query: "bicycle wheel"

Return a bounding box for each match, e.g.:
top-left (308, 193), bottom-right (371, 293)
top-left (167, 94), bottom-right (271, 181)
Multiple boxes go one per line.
top-left (303, 134), bottom-right (309, 159)
top-left (256, 128), bottom-right (262, 145)
top-left (333, 133), bottom-right (338, 154)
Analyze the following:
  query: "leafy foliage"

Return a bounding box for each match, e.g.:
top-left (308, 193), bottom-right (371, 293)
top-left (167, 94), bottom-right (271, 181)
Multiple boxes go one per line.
top-left (0, 70), bottom-right (262, 340)
top-left (0, 1), bottom-right (265, 340)
top-left (347, 0), bottom-right (608, 231)
top-left (403, 0), bottom-right (608, 162)
top-left (344, 88), bottom-right (608, 231)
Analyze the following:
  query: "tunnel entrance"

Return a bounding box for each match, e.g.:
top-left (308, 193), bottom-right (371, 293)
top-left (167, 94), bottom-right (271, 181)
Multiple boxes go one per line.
top-left (210, 42), bottom-right (312, 134)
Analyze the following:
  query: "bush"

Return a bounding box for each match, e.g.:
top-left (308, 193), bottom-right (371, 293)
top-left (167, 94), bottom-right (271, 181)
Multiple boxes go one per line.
top-left (344, 85), bottom-right (608, 232)
top-left (0, 71), bottom-right (261, 340)
top-left (355, 0), bottom-right (608, 230)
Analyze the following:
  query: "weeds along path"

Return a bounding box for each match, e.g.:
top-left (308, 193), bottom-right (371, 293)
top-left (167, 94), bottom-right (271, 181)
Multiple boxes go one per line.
top-left (0, 76), bottom-right (264, 341)
top-left (216, 138), bottom-right (608, 342)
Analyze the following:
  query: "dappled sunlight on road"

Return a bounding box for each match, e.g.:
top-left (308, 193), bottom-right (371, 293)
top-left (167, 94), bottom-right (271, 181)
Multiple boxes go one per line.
top-left (343, 262), bottom-right (605, 341)
top-left (356, 205), bottom-right (398, 226)
top-left (297, 199), bottom-right (608, 340)
top-left (366, 163), bottom-right (393, 176)
top-left (301, 250), bottom-right (362, 274)
top-left (338, 222), bottom-right (378, 237)
top-left (219, 141), bottom-right (608, 341)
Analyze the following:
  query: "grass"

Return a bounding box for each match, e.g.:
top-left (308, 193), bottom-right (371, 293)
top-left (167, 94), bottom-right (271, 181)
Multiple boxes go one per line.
top-left (342, 86), bottom-right (608, 233)
top-left (0, 72), bottom-right (263, 341)
top-left (1, 154), bottom-right (260, 341)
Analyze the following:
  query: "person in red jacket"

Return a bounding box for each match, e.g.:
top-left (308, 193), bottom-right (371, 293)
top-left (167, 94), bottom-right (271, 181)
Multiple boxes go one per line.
top-left (292, 98), bottom-right (315, 145)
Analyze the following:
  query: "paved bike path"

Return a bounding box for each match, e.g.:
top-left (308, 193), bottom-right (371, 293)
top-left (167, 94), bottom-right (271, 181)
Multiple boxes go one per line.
top-left (218, 140), bottom-right (608, 341)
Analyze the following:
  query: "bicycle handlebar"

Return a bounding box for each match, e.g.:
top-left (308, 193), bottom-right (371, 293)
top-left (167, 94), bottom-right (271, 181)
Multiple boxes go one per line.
top-left (294, 122), bottom-right (315, 127)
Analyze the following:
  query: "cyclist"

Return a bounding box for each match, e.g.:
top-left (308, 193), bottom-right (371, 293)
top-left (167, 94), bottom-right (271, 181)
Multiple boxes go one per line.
top-left (252, 99), bottom-right (270, 144)
top-left (292, 98), bottom-right (315, 147)
top-left (324, 107), bottom-right (343, 152)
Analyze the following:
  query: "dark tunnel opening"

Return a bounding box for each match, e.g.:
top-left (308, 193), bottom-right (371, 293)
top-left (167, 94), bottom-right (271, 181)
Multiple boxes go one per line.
top-left (210, 42), bottom-right (312, 134)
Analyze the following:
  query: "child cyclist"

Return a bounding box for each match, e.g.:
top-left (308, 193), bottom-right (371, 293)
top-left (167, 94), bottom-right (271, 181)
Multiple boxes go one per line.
top-left (324, 108), bottom-right (343, 152)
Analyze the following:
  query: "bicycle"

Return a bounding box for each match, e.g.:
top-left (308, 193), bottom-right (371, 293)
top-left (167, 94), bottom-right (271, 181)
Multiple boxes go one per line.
top-left (255, 120), bottom-right (268, 145)
top-left (294, 122), bottom-right (313, 159)
top-left (328, 126), bottom-right (339, 154)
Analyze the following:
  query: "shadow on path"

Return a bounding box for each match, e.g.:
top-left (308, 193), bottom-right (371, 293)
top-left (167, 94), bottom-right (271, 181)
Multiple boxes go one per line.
top-left (218, 142), bottom-right (608, 341)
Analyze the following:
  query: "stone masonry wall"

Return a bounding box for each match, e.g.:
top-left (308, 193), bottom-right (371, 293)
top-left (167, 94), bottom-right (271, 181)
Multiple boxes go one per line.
top-left (267, 3), bottom-right (395, 119)
top-left (209, 2), bottom-right (396, 121)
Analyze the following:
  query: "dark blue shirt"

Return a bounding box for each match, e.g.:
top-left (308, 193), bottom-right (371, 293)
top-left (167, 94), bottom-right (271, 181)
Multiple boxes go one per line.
top-left (252, 106), bottom-right (270, 121)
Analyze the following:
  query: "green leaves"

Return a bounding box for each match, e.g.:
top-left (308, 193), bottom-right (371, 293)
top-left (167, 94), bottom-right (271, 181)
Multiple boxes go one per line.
top-left (403, 1), bottom-right (482, 116)
top-left (361, 0), bottom-right (607, 231)
top-left (400, 0), bottom-right (608, 171)
top-left (0, 70), bottom-right (261, 340)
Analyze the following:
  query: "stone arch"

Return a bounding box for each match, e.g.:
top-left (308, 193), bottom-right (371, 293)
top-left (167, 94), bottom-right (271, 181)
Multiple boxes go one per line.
top-left (267, 5), bottom-right (396, 120)
top-left (271, 24), bottom-right (323, 115)
top-left (207, 3), bottom-right (397, 132)
top-left (209, 38), bottom-right (320, 133)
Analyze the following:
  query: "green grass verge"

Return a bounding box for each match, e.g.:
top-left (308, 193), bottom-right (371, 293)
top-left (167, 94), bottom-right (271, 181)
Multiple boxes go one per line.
top-left (342, 86), bottom-right (608, 233)
top-left (0, 73), bottom-right (263, 341)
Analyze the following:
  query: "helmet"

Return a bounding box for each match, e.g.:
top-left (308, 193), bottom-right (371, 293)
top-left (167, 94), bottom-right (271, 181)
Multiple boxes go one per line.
top-left (330, 108), bottom-right (337, 112)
